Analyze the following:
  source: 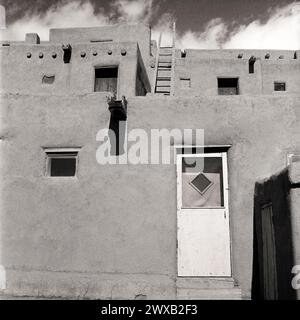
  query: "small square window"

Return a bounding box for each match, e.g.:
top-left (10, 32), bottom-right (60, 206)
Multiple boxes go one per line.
top-left (218, 78), bottom-right (239, 95)
top-left (180, 78), bottom-right (191, 89)
top-left (274, 82), bottom-right (286, 91)
top-left (45, 149), bottom-right (79, 177)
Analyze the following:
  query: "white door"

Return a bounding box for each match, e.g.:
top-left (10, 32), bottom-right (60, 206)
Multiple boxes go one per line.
top-left (177, 152), bottom-right (231, 277)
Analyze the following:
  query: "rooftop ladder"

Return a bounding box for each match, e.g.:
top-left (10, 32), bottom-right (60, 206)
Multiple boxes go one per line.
top-left (152, 23), bottom-right (176, 96)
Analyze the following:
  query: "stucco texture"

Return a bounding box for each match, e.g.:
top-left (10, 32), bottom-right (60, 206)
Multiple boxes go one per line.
top-left (1, 92), bottom-right (300, 299)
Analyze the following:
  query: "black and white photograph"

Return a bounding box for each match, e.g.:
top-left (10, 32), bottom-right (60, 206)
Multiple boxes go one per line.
top-left (0, 0), bottom-right (299, 310)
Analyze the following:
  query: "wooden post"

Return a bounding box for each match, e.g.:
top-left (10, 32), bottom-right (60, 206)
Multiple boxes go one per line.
top-left (151, 33), bottom-right (162, 94)
top-left (170, 22), bottom-right (176, 96)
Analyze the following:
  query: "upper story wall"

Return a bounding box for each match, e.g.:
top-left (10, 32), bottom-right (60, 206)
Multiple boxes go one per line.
top-left (0, 40), bottom-right (151, 98)
top-left (1, 23), bottom-right (299, 97)
top-left (0, 23), bottom-right (152, 98)
top-left (49, 23), bottom-right (152, 67)
top-left (174, 49), bottom-right (300, 96)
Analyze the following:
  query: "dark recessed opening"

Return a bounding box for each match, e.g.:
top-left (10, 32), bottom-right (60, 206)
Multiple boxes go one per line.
top-left (42, 75), bottom-right (55, 84)
top-left (274, 82), bottom-right (286, 91)
top-left (90, 39), bottom-right (113, 43)
top-left (95, 67), bottom-right (118, 93)
top-left (62, 44), bottom-right (72, 64)
top-left (50, 157), bottom-right (76, 177)
top-left (218, 78), bottom-right (239, 95)
top-left (47, 152), bottom-right (78, 177)
top-left (249, 56), bottom-right (256, 74)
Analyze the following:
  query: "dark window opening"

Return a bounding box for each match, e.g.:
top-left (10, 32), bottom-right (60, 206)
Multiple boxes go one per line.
top-left (218, 78), bottom-right (239, 95)
top-left (46, 152), bottom-right (78, 177)
top-left (95, 67), bottom-right (118, 94)
top-left (274, 82), bottom-right (286, 91)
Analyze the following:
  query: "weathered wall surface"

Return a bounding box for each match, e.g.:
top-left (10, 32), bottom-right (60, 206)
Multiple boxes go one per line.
top-left (252, 163), bottom-right (300, 299)
top-left (0, 42), bottom-right (151, 98)
top-left (1, 93), bottom-right (300, 299)
top-left (174, 49), bottom-right (300, 96)
top-left (253, 168), bottom-right (295, 299)
top-left (49, 23), bottom-right (153, 78)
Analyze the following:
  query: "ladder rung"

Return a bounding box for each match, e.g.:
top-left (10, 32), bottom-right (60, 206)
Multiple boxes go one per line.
top-left (157, 77), bottom-right (171, 81)
top-left (156, 91), bottom-right (171, 94)
top-left (158, 62), bottom-right (172, 67)
top-left (158, 67), bottom-right (171, 71)
top-left (156, 80), bottom-right (171, 86)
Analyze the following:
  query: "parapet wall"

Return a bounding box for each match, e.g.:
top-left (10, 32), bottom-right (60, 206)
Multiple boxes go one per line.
top-left (175, 49), bottom-right (300, 96)
top-left (49, 23), bottom-right (152, 71)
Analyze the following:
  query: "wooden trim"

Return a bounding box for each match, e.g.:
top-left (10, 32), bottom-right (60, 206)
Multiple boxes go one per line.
top-left (151, 33), bottom-right (162, 94)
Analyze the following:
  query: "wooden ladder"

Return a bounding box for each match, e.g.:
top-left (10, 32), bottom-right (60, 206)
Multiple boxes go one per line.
top-left (152, 22), bottom-right (176, 96)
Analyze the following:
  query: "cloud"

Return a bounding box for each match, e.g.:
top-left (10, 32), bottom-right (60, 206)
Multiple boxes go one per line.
top-left (0, 0), bottom-right (156, 41)
top-left (177, 2), bottom-right (300, 50)
top-left (0, 0), bottom-right (299, 50)
top-left (0, 1), bottom-right (110, 41)
top-left (223, 2), bottom-right (300, 49)
top-left (112, 0), bottom-right (154, 23)
top-left (177, 18), bottom-right (228, 49)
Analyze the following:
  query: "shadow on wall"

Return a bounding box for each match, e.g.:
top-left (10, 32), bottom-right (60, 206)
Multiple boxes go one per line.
top-left (252, 167), bottom-right (298, 300)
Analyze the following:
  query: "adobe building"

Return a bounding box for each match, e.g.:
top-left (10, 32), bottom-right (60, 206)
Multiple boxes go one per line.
top-left (0, 23), bottom-right (300, 300)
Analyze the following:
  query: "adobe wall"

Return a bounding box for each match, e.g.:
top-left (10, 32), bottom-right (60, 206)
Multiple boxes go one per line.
top-left (49, 23), bottom-right (153, 76)
top-left (0, 93), bottom-right (299, 299)
top-left (290, 163), bottom-right (300, 300)
top-left (174, 49), bottom-right (300, 96)
top-left (253, 163), bottom-right (300, 299)
top-left (0, 41), bottom-right (151, 98)
top-left (253, 169), bottom-right (294, 299)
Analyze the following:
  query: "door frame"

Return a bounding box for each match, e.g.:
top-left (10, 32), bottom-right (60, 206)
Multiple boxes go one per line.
top-left (176, 151), bottom-right (232, 277)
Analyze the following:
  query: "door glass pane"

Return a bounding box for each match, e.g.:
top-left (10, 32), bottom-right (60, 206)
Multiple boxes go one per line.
top-left (182, 156), bottom-right (224, 208)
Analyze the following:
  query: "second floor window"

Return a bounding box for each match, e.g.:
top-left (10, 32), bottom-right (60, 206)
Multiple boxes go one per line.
top-left (94, 67), bottom-right (118, 94)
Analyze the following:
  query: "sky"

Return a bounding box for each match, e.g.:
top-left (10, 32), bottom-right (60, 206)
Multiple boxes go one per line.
top-left (0, 0), bottom-right (299, 49)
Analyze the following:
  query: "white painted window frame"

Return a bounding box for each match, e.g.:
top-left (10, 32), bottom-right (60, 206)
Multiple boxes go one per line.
top-left (44, 147), bottom-right (80, 178)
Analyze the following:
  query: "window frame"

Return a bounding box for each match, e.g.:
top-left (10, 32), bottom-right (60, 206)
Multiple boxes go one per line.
top-left (177, 152), bottom-right (229, 210)
top-left (217, 77), bottom-right (239, 95)
top-left (94, 65), bottom-right (119, 95)
top-left (44, 148), bottom-right (80, 178)
top-left (179, 77), bottom-right (191, 89)
top-left (274, 81), bottom-right (286, 92)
